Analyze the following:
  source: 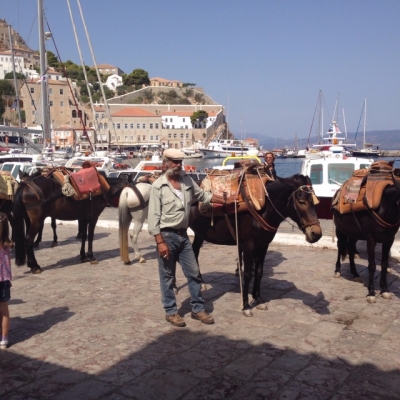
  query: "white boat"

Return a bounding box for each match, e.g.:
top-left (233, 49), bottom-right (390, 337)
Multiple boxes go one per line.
top-left (181, 149), bottom-right (204, 159)
top-left (200, 134), bottom-right (260, 158)
top-left (300, 152), bottom-right (373, 219)
top-left (351, 99), bottom-right (381, 158)
top-left (305, 93), bottom-right (356, 159)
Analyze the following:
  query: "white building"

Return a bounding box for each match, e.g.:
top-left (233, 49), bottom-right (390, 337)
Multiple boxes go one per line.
top-left (0, 50), bottom-right (39, 80)
top-left (105, 74), bottom-right (122, 92)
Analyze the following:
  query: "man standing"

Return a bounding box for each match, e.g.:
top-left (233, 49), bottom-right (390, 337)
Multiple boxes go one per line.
top-left (148, 149), bottom-right (235, 327)
top-left (263, 151), bottom-right (277, 180)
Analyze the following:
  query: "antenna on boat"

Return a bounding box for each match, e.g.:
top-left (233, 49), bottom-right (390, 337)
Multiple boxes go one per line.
top-left (342, 108), bottom-right (348, 141)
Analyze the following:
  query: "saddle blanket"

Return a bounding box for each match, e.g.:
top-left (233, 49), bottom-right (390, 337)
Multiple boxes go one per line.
top-left (0, 171), bottom-right (18, 200)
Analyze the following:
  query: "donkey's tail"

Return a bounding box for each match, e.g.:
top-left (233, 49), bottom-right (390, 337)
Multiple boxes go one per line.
top-left (13, 186), bottom-right (27, 266)
top-left (118, 187), bottom-right (133, 263)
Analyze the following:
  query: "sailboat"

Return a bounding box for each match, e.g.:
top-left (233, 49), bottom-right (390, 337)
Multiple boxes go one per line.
top-left (305, 92), bottom-right (356, 159)
top-left (351, 99), bottom-right (381, 158)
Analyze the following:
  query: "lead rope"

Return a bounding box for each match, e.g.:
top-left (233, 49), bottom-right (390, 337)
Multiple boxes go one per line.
top-left (234, 198), bottom-right (243, 309)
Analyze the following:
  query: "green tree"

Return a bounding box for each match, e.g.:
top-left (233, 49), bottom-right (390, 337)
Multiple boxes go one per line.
top-left (116, 85), bottom-right (130, 96)
top-left (0, 80), bottom-right (15, 118)
top-left (123, 68), bottom-right (150, 87)
top-left (190, 110), bottom-right (208, 127)
top-left (4, 72), bottom-right (26, 80)
top-left (47, 51), bottom-right (59, 68)
top-left (194, 93), bottom-right (204, 104)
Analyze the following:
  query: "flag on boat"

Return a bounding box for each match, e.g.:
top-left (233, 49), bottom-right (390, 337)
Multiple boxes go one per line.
top-left (36, 74), bottom-right (47, 84)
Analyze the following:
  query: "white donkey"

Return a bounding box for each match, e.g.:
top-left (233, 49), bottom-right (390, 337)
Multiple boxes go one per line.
top-left (118, 182), bottom-right (152, 264)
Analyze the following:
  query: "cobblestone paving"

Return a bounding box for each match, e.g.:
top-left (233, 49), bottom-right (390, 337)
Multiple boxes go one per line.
top-left (1, 222), bottom-right (400, 399)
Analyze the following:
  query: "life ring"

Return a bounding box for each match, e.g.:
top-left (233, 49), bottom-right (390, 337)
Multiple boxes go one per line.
top-left (185, 165), bottom-right (196, 172)
top-left (336, 154), bottom-right (340, 158)
top-left (339, 140), bottom-right (343, 144)
top-left (333, 139), bottom-right (338, 145)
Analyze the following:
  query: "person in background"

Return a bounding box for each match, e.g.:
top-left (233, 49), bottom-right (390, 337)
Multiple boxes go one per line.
top-left (0, 213), bottom-right (13, 349)
top-left (148, 149), bottom-right (237, 327)
top-left (263, 151), bottom-right (277, 180)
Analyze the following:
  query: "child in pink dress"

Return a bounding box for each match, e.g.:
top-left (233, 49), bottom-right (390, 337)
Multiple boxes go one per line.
top-left (0, 212), bottom-right (13, 349)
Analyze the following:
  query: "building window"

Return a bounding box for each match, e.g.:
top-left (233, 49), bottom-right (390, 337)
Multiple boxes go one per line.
top-left (183, 118), bottom-right (185, 122)
top-left (30, 87), bottom-right (34, 93)
top-left (185, 133), bottom-right (189, 138)
top-left (137, 123), bottom-right (140, 129)
top-left (170, 118), bottom-right (172, 122)
top-left (172, 125), bottom-right (175, 129)
top-left (130, 123), bottom-right (133, 129)
top-left (173, 133), bottom-right (177, 138)
top-left (56, 76), bottom-right (59, 80)
top-left (150, 136), bottom-right (153, 140)
top-left (104, 123), bottom-right (108, 129)
top-left (155, 123), bottom-right (159, 129)
top-left (49, 101), bottom-right (53, 106)
top-left (72, 110), bottom-right (77, 118)
top-left (124, 123), bottom-right (128, 129)
top-left (185, 125), bottom-right (188, 129)
top-left (180, 133), bottom-right (184, 138)
top-left (142, 123), bottom-right (145, 129)
top-left (117, 136), bottom-right (121, 140)
top-left (31, 100), bottom-right (35, 106)
top-left (95, 113), bottom-right (99, 119)
top-left (60, 101), bottom-right (64, 107)
top-left (150, 123), bottom-right (153, 129)
top-left (49, 88), bottom-right (53, 94)
top-left (117, 123), bottom-right (120, 129)
top-left (111, 136), bottom-right (115, 140)
top-left (60, 89), bottom-right (63, 94)
top-left (156, 135), bottom-right (159, 140)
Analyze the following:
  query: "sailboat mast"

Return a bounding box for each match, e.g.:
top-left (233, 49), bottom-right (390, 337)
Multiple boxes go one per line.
top-left (8, 25), bottom-right (22, 128)
top-left (38, 0), bottom-right (50, 149)
top-left (363, 99), bottom-right (367, 148)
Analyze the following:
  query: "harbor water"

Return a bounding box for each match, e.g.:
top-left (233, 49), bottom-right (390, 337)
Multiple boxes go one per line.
top-left (126, 155), bottom-right (400, 178)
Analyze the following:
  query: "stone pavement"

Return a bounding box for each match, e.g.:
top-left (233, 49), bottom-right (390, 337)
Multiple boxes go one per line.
top-left (1, 220), bottom-right (400, 399)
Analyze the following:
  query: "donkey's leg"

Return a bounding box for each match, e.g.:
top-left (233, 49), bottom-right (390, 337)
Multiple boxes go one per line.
top-left (129, 209), bottom-right (147, 263)
top-left (242, 246), bottom-right (254, 316)
top-left (380, 238), bottom-right (394, 299)
top-left (348, 237), bottom-right (361, 282)
top-left (25, 218), bottom-right (44, 273)
top-left (192, 235), bottom-right (206, 291)
top-left (252, 247), bottom-right (268, 310)
top-left (334, 228), bottom-right (347, 278)
top-left (50, 217), bottom-right (58, 247)
top-left (86, 217), bottom-right (99, 264)
top-left (79, 219), bottom-right (90, 263)
top-left (366, 236), bottom-right (378, 303)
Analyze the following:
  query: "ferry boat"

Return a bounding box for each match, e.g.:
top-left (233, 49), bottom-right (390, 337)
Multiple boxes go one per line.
top-left (200, 135), bottom-right (259, 158)
top-left (300, 152), bottom-right (373, 219)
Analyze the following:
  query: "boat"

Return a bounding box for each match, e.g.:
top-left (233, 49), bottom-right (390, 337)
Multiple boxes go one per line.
top-left (300, 152), bottom-right (373, 219)
top-left (305, 93), bottom-right (356, 159)
top-left (207, 155), bottom-right (262, 171)
top-left (199, 133), bottom-right (260, 158)
top-left (181, 149), bottom-right (204, 159)
top-left (351, 99), bottom-right (381, 158)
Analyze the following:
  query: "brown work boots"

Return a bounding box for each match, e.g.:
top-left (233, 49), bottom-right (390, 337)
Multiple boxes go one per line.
top-left (165, 313), bottom-right (186, 327)
top-left (165, 311), bottom-right (215, 327)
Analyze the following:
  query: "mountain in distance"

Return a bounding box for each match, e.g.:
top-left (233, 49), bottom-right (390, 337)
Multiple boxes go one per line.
top-left (248, 129), bottom-right (400, 151)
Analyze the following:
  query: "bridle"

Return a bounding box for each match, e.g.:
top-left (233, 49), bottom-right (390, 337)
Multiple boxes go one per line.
top-left (286, 184), bottom-right (321, 232)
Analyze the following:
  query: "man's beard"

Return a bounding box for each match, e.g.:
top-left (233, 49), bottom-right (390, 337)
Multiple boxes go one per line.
top-left (166, 166), bottom-right (181, 177)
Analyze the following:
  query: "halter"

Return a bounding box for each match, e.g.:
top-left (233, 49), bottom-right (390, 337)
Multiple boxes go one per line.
top-left (286, 185), bottom-right (321, 231)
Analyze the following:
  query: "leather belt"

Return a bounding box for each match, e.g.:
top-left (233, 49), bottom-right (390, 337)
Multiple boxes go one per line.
top-left (161, 228), bottom-right (187, 236)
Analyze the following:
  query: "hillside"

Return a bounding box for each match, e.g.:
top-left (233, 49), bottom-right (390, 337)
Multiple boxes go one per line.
top-left (250, 130), bottom-right (400, 151)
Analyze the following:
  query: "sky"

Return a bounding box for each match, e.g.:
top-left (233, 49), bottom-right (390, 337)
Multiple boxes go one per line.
top-left (1, 0), bottom-right (400, 143)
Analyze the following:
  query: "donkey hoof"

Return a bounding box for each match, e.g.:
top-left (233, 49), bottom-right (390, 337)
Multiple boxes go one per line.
top-left (334, 272), bottom-right (341, 278)
top-left (243, 309), bottom-right (253, 317)
top-left (367, 295), bottom-right (376, 303)
top-left (124, 260), bottom-right (131, 265)
top-left (256, 303), bottom-right (268, 311)
top-left (381, 292), bottom-right (391, 300)
top-left (353, 277), bottom-right (362, 283)
top-left (90, 260), bottom-right (99, 265)
top-left (139, 257), bottom-right (146, 263)
top-left (31, 268), bottom-right (42, 274)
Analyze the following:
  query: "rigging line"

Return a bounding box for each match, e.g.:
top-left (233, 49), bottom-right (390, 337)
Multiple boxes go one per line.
top-left (307, 90), bottom-right (321, 147)
top-left (66, 0), bottom-right (99, 151)
top-left (44, 13), bottom-right (94, 152)
top-left (353, 101), bottom-right (365, 143)
top-left (76, 0), bottom-right (119, 148)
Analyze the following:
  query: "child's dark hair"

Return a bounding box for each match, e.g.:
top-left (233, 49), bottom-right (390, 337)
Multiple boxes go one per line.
top-left (0, 212), bottom-right (13, 248)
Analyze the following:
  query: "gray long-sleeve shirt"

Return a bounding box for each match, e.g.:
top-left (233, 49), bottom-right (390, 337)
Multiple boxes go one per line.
top-left (148, 172), bottom-right (212, 236)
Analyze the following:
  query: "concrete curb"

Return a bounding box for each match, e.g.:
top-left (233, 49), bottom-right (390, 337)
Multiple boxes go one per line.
top-left (45, 217), bottom-right (400, 260)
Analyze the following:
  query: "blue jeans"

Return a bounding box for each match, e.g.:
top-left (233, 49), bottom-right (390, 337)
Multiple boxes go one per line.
top-left (158, 230), bottom-right (204, 315)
